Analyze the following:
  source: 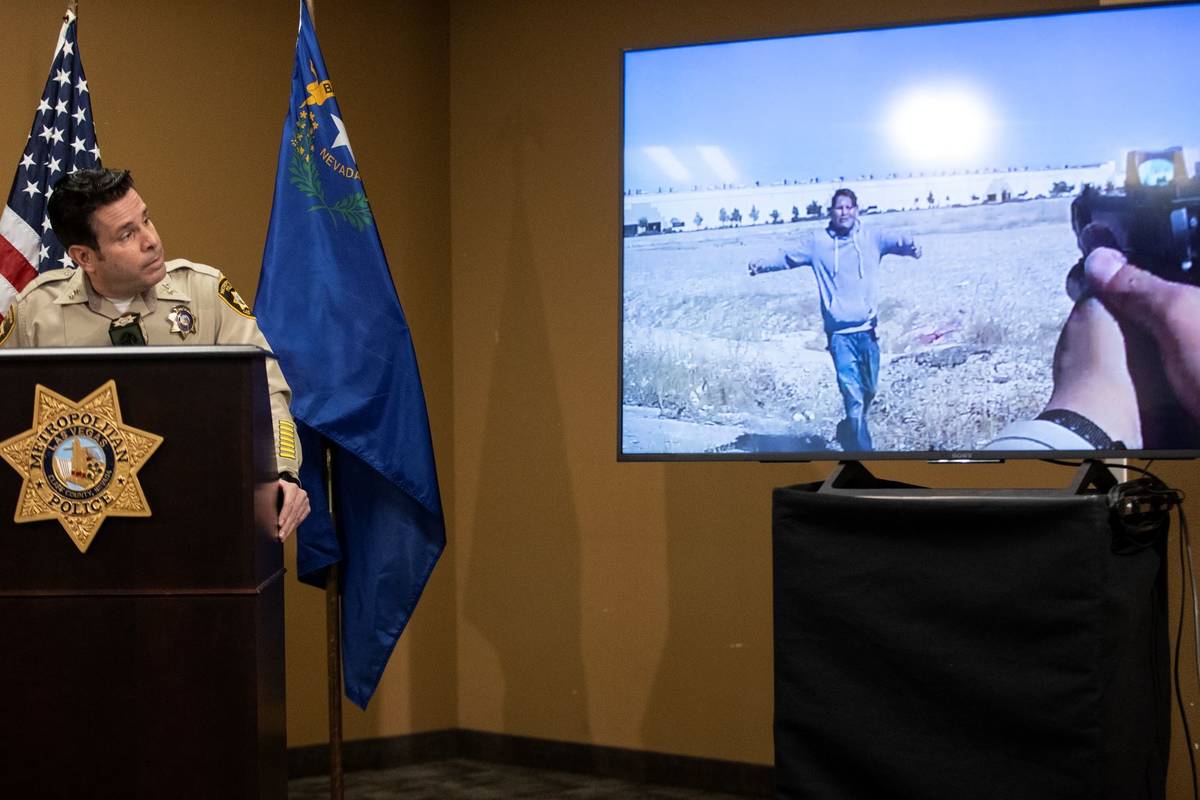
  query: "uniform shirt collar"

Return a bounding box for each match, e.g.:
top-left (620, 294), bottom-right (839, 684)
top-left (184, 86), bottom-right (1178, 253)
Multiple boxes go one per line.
top-left (155, 268), bottom-right (192, 304)
top-left (53, 267), bottom-right (181, 318)
top-left (50, 268), bottom-right (142, 318)
top-left (52, 267), bottom-right (90, 306)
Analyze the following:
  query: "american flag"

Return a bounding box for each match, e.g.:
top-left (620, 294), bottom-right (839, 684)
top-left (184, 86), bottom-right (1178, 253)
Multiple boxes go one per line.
top-left (0, 6), bottom-right (101, 318)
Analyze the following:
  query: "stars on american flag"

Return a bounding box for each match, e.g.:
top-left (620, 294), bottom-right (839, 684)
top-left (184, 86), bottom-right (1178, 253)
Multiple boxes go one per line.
top-left (1, 7), bottom-right (101, 299)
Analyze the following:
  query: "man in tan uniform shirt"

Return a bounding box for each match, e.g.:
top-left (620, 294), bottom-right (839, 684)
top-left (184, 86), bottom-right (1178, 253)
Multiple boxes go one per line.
top-left (0, 168), bottom-right (309, 540)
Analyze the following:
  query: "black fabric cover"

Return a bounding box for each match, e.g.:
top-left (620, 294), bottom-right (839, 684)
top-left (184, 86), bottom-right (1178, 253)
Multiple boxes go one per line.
top-left (773, 479), bottom-right (1169, 800)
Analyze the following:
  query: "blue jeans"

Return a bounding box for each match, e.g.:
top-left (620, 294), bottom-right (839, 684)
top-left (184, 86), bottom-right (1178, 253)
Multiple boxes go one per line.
top-left (828, 330), bottom-right (879, 452)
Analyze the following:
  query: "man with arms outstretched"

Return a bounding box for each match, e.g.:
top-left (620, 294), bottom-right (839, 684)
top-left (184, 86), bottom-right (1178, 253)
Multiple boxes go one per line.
top-left (748, 188), bottom-right (922, 451)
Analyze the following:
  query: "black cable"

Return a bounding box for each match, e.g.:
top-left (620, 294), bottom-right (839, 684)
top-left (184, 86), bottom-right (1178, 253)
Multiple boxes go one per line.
top-left (1040, 457), bottom-right (1153, 473)
top-left (1187, 506), bottom-right (1200, 751)
top-left (1117, 461), bottom-right (1167, 482)
top-left (1175, 502), bottom-right (1199, 800)
top-left (1040, 457), bottom-right (1086, 469)
top-left (1043, 458), bottom-right (1197, 796)
top-left (1038, 457), bottom-right (1183, 493)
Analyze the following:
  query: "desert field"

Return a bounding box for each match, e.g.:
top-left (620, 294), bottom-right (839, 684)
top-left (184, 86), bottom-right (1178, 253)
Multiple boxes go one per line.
top-left (621, 197), bottom-right (1080, 455)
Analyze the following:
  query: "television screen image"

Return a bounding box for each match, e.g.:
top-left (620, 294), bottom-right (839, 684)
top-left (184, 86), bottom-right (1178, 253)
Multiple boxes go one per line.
top-left (620, 1), bottom-right (1200, 461)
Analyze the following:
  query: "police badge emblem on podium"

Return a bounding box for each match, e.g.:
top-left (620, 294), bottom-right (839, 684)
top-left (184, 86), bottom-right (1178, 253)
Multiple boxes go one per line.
top-left (0, 381), bottom-right (163, 553)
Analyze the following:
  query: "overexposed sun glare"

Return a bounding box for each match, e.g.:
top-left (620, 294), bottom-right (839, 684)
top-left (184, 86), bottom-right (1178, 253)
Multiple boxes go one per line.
top-left (886, 85), bottom-right (992, 165)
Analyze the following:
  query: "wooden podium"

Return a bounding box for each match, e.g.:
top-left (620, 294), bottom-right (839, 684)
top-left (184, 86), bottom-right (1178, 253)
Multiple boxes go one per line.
top-left (0, 346), bottom-right (286, 799)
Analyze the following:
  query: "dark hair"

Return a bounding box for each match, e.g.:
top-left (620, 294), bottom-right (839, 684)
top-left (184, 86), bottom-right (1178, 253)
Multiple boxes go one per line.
top-left (47, 168), bottom-right (135, 250)
top-left (831, 188), bottom-right (858, 208)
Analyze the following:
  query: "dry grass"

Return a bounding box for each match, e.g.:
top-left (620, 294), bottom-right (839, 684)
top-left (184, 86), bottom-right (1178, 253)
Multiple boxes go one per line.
top-left (622, 198), bottom-right (1078, 452)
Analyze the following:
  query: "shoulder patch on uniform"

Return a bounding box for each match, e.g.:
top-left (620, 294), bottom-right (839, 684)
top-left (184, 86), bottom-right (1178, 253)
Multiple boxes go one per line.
top-left (0, 307), bottom-right (14, 347)
top-left (218, 275), bottom-right (255, 318)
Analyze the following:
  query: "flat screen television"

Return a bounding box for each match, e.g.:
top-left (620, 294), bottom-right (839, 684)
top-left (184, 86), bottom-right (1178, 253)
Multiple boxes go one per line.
top-left (620, 1), bottom-right (1200, 461)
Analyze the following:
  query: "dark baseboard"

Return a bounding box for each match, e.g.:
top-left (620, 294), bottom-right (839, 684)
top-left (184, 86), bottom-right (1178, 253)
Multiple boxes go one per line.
top-left (287, 729), bottom-right (456, 778)
top-left (288, 728), bottom-right (774, 797)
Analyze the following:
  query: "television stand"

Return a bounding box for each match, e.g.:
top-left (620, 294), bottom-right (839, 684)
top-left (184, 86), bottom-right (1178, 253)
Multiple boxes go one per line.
top-left (818, 457), bottom-right (1119, 495)
top-left (775, 460), bottom-right (1170, 799)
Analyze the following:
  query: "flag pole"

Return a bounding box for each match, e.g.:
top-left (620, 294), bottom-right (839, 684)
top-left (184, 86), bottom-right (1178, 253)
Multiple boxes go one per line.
top-left (306, 9), bottom-right (344, 796)
top-left (305, 10), bottom-right (344, 797)
top-left (325, 446), bottom-right (344, 799)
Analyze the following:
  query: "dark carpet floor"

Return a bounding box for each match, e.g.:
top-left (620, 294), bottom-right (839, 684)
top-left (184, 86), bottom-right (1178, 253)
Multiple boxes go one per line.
top-left (288, 758), bottom-right (752, 799)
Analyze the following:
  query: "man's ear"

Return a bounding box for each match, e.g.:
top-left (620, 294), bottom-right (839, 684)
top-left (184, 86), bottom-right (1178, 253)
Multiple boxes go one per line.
top-left (68, 243), bottom-right (95, 272)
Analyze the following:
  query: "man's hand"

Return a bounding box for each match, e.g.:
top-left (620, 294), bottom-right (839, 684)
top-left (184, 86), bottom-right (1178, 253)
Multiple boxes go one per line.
top-left (1084, 246), bottom-right (1200, 421)
top-left (277, 479), bottom-right (310, 542)
top-left (911, 243), bottom-right (923, 259)
top-left (747, 260), bottom-right (762, 276)
top-left (1038, 246), bottom-right (1200, 449)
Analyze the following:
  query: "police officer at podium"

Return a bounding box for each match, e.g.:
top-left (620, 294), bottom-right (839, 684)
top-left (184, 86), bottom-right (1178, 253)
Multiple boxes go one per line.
top-left (0, 168), bottom-right (309, 540)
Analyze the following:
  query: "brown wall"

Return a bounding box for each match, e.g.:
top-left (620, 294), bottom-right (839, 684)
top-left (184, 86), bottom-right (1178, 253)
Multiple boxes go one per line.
top-left (4, 0), bottom-right (1200, 795)
top-left (447, 0), bottom-right (1200, 789)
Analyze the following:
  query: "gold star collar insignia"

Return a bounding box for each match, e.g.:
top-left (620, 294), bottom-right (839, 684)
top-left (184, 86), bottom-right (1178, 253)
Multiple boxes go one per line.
top-left (0, 381), bottom-right (163, 553)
